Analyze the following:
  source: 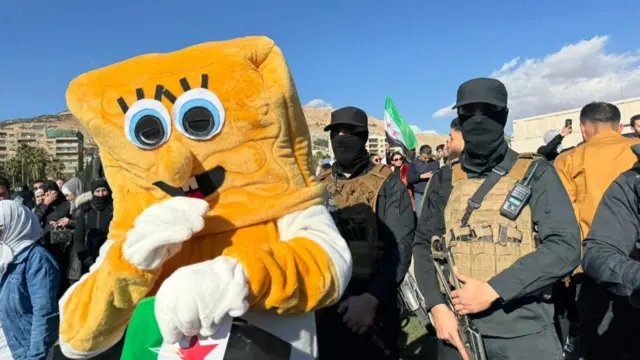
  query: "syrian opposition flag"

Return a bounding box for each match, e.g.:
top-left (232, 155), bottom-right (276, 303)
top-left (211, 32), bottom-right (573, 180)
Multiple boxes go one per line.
top-left (121, 297), bottom-right (232, 360)
top-left (384, 96), bottom-right (418, 154)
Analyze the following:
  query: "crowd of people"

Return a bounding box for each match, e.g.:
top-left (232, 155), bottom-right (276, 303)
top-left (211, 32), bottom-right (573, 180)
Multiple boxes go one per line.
top-left (0, 172), bottom-right (113, 359)
top-left (314, 78), bottom-right (640, 360)
top-left (1, 74), bottom-right (640, 360)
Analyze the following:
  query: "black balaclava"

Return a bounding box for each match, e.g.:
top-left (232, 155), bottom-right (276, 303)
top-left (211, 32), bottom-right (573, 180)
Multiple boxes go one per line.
top-left (90, 179), bottom-right (112, 211)
top-left (459, 109), bottom-right (509, 175)
top-left (331, 130), bottom-right (370, 175)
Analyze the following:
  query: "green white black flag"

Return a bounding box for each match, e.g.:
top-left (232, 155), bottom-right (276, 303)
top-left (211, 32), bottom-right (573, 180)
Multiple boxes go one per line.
top-left (384, 96), bottom-right (417, 153)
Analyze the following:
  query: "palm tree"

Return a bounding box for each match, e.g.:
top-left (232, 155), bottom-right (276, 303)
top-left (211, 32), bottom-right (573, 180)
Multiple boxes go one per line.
top-left (11, 144), bottom-right (50, 185)
top-left (3, 155), bottom-right (21, 186)
top-left (46, 158), bottom-right (65, 180)
top-left (29, 147), bottom-right (50, 181)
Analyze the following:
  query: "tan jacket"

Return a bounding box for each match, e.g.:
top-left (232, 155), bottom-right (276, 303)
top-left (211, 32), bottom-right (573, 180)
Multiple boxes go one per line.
top-left (555, 131), bottom-right (640, 241)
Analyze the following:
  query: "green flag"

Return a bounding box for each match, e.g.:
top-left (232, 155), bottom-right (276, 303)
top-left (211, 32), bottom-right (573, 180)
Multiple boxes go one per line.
top-left (384, 96), bottom-right (418, 152)
top-left (121, 297), bottom-right (231, 360)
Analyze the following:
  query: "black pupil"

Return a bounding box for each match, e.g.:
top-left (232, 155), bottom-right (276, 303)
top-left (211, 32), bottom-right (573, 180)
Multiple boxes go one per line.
top-left (135, 115), bottom-right (165, 146)
top-left (183, 107), bottom-right (214, 136)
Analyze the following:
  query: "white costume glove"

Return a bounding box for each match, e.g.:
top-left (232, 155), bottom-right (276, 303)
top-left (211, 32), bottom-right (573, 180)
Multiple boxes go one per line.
top-left (155, 256), bottom-right (250, 344)
top-left (123, 197), bottom-right (210, 270)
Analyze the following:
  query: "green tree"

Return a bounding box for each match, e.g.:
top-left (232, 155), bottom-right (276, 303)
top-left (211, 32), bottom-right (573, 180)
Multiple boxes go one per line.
top-left (2, 155), bottom-right (21, 186)
top-left (8, 144), bottom-right (52, 185)
top-left (46, 159), bottom-right (66, 180)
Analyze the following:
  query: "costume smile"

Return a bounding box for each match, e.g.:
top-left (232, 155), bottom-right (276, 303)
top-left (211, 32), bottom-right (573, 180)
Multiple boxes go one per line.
top-left (154, 166), bottom-right (226, 198)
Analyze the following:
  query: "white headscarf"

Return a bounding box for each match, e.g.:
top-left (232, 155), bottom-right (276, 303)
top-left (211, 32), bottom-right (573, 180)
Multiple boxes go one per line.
top-left (34, 188), bottom-right (44, 205)
top-left (61, 177), bottom-right (85, 197)
top-left (0, 200), bottom-right (43, 277)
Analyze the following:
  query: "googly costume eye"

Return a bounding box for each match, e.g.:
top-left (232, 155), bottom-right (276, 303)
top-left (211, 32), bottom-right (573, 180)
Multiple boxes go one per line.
top-left (172, 88), bottom-right (225, 140)
top-left (122, 99), bottom-right (172, 150)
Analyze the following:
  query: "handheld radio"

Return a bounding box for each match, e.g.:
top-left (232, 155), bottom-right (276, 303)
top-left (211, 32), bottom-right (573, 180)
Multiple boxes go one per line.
top-left (500, 163), bottom-right (539, 221)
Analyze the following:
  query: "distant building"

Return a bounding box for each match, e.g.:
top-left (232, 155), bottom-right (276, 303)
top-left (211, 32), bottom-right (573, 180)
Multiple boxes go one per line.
top-left (0, 123), bottom-right (84, 176)
top-left (365, 134), bottom-right (386, 157)
top-left (511, 97), bottom-right (640, 153)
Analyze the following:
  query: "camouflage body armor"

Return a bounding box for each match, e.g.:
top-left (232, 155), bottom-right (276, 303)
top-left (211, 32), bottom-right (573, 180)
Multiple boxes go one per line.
top-left (319, 164), bottom-right (391, 280)
top-left (441, 153), bottom-right (542, 282)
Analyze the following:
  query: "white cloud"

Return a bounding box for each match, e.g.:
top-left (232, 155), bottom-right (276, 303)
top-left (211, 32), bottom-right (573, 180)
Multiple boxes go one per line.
top-left (432, 105), bottom-right (455, 118)
top-left (432, 35), bottom-right (640, 129)
top-left (305, 99), bottom-right (332, 109)
top-left (410, 124), bottom-right (438, 134)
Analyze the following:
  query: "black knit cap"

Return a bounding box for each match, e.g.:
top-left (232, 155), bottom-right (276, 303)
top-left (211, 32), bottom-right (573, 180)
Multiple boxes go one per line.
top-left (90, 179), bottom-right (110, 193)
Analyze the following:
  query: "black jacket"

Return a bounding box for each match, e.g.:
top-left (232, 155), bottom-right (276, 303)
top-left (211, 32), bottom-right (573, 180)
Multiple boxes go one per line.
top-left (582, 168), bottom-right (640, 296)
top-left (68, 199), bottom-right (113, 280)
top-left (413, 154), bottom-right (581, 337)
top-left (331, 162), bottom-right (415, 303)
top-left (537, 134), bottom-right (564, 161)
top-left (581, 167), bottom-right (640, 357)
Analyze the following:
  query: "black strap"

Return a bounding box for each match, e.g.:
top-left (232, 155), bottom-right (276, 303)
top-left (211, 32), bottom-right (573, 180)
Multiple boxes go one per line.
top-left (460, 149), bottom-right (519, 227)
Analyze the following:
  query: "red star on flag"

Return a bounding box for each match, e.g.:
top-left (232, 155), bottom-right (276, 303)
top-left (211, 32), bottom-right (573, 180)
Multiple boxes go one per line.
top-left (178, 336), bottom-right (218, 360)
top-left (392, 130), bottom-right (398, 137)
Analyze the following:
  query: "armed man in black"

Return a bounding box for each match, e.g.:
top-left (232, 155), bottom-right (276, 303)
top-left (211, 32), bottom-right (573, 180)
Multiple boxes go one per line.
top-left (413, 78), bottom-right (581, 360)
top-left (315, 106), bottom-right (415, 360)
top-left (581, 143), bottom-right (640, 359)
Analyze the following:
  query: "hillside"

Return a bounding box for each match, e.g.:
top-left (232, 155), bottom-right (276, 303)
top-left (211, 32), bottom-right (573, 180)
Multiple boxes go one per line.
top-left (1, 107), bottom-right (448, 150)
top-left (0, 110), bottom-right (97, 147)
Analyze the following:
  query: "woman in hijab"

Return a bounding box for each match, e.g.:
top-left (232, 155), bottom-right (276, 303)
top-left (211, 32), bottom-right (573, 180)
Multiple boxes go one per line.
top-left (68, 179), bottom-right (114, 284)
top-left (0, 201), bottom-right (59, 360)
top-left (60, 177), bottom-right (87, 212)
top-left (33, 188), bottom-right (44, 211)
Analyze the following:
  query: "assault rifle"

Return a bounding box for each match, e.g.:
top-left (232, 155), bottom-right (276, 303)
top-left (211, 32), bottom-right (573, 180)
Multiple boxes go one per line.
top-left (397, 272), bottom-right (431, 329)
top-left (431, 236), bottom-right (487, 360)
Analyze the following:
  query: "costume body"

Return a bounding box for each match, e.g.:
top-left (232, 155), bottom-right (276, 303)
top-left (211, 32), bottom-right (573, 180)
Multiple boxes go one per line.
top-left (59, 36), bottom-right (352, 360)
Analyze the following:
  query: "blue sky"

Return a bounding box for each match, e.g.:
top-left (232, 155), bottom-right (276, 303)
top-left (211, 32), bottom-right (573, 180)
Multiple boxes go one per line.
top-left (1, 0), bottom-right (639, 135)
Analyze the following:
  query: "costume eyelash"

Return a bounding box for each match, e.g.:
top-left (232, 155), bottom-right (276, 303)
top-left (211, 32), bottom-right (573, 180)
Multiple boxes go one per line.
top-left (162, 88), bottom-right (177, 103)
top-left (201, 74), bottom-right (209, 89)
top-left (154, 85), bottom-right (164, 101)
top-left (116, 97), bottom-right (129, 114)
top-left (117, 74), bottom-right (209, 112)
top-left (179, 77), bottom-right (191, 92)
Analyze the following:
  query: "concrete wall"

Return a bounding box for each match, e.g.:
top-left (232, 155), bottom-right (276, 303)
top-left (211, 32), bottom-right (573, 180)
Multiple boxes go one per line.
top-left (511, 97), bottom-right (640, 153)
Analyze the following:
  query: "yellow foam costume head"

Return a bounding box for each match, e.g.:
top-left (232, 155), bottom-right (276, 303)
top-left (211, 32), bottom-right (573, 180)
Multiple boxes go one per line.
top-left (67, 36), bottom-right (324, 238)
top-left (61, 36), bottom-right (350, 357)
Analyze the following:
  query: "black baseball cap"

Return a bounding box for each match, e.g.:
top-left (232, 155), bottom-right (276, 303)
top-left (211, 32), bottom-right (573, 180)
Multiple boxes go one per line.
top-left (324, 106), bottom-right (368, 132)
top-left (452, 78), bottom-right (508, 109)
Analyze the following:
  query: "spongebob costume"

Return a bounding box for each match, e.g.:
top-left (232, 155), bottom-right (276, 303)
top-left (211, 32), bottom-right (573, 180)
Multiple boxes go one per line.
top-left (59, 36), bottom-right (352, 360)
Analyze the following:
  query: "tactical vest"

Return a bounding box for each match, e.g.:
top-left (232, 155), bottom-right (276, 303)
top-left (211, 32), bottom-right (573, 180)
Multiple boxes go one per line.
top-left (442, 153), bottom-right (542, 282)
top-left (319, 164), bottom-right (391, 280)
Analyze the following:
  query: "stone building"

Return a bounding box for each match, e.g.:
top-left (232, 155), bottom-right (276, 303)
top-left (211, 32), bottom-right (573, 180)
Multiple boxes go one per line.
top-left (0, 123), bottom-right (84, 177)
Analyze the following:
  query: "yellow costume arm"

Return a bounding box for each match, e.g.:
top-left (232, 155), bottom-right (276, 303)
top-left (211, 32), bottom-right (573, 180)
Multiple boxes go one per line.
top-left (58, 240), bottom-right (158, 358)
top-left (223, 205), bottom-right (352, 313)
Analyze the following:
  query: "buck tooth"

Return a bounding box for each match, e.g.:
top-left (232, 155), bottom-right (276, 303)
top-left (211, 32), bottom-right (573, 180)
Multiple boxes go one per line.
top-left (181, 177), bottom-right (198, 191)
